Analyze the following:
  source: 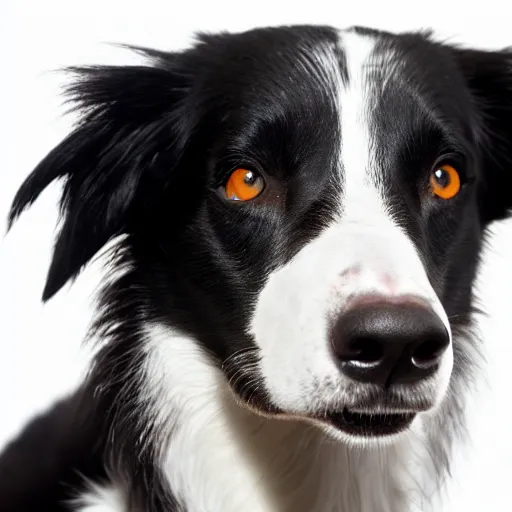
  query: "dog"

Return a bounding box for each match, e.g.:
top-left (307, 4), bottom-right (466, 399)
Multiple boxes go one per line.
top-left (1, 24), bottom-right (511, 512)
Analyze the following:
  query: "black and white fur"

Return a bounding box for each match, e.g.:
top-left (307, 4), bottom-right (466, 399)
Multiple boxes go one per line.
top-left (2, 25), bottom-right (512, 512)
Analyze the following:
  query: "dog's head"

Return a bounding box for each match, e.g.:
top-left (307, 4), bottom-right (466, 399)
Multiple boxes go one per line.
top-left (9, 26), bottom-right (512, 442)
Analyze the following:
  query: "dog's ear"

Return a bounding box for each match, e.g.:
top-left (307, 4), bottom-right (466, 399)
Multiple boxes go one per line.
top-left (8, 50), bottom-right (192, 301)
top-left (452, 46), bottom-right (512, 222)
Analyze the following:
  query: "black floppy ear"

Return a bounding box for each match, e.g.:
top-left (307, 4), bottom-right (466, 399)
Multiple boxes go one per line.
top-left (453, 46), bottom-right (512, 222)
top-left (8, 50), bottom-right (191, 301)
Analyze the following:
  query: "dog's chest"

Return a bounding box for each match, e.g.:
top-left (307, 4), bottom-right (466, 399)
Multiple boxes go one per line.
top-left (161, 412), bottom-right (416, 512)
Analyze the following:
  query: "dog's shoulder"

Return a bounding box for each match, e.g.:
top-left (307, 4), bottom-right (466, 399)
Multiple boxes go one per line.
top-left (0, 387), bottom-right (104, 511)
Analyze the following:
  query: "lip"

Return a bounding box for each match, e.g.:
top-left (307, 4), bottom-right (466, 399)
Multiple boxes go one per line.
top-left (318, 408), bottom-right (416, 437)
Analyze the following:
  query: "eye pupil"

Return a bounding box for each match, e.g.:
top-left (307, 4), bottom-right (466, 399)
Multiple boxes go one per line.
top-left (434, 168), bottom-right (450, 188)
top-left (244, 171), bottom-right (257, 186)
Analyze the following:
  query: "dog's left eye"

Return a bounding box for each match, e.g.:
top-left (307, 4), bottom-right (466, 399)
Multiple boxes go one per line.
top-left (429, 164), bottom-right (461, 199)
top-left (223, 168), bottom-right (265, 201)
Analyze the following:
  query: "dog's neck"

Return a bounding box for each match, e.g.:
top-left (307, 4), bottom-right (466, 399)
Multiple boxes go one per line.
top-left (141, 323), bottom-right (447, 512)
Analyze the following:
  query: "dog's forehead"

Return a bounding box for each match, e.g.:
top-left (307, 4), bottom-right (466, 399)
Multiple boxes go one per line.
top-left (206, 27), bottom-right (448, 93)
top-left (204, 27), bottom-right (469, 137)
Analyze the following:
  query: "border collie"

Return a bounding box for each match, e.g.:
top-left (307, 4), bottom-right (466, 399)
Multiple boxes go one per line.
top-left (2, 24), bottom-right (512, 512)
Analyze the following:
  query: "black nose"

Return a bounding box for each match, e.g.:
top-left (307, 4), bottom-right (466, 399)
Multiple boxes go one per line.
top-left (331, 303), bottom-right (450, 387)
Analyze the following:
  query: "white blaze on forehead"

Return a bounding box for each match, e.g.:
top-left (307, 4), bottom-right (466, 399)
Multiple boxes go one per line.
top-left (338, 30), bottom-right (389, 219)
top-left (338, 31), bottom-right (377, 190)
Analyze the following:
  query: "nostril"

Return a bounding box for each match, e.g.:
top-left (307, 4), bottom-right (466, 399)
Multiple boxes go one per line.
top-left (346, 337), bottom-right (383, 366)
top-left (412, 338), bottom-right (447, 369)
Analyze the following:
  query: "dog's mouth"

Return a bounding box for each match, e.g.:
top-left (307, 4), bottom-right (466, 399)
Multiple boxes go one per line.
top-left (224, 363), bottom-right (419, 437)
top-left (231, 383), bottom-right (418, 437)
top-left (317, 408), bottom-right (416, 437)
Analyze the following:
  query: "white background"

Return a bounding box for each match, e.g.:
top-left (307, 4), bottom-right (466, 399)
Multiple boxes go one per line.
top-left (2, 1), bottom-right (512, 509)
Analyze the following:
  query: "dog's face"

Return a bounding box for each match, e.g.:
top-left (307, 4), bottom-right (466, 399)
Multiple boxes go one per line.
top-left (10, 26), bottom-right (512, 442)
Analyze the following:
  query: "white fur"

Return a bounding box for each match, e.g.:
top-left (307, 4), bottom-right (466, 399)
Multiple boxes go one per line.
top-left (250, 29), bottom-right (453, 420)
top-left (74, 483), bottom-right (125, 512)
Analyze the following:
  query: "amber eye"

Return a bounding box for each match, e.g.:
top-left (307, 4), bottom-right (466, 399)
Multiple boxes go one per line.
top-left (430, 164), bottom-right (461, 199)
top-left (224, 168), bottom-right (265, 201)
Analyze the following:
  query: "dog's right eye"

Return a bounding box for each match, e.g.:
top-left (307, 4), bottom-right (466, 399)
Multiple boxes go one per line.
top-left (429, 164), bottom-right (461, 200)
top-left (222, 168), bottom-right (265, 201)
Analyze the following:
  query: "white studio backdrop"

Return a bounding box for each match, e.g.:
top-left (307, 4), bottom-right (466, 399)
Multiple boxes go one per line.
top-left (2, 1), bottom-right (512, 510)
